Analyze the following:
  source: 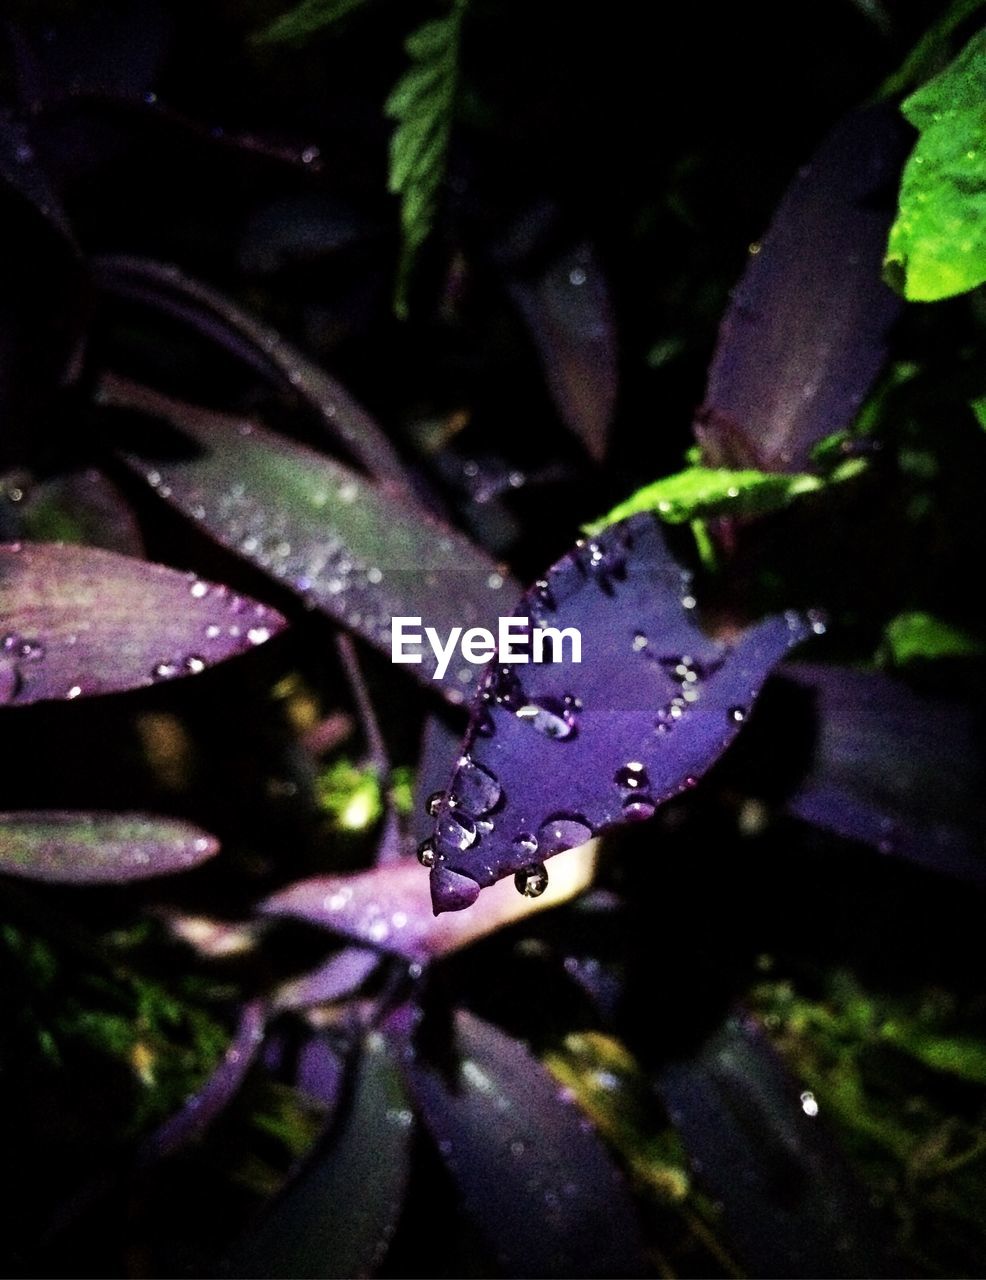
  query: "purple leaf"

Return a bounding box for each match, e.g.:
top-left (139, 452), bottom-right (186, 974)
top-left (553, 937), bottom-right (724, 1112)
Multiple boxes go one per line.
top-left (293, 1033), bottom-right (346, 1108)
top-left (94, 257), bottom-right (409, 489)
top-left (425, 514), bottom-right (811, 912)
top-left (780, 663), bottom-right (986, 885)
top-left (0, 541), bottom-right (285, 705)
top-left (657, 1010), bottom-right (897, 1277)
top-left (388, 1006), bottom-right (648, 1278)
top-left (0, 811), bottom-right (219, 884)
top-left (262, 844), bottom-right (596, 962)
top-left (507, 240), bottom-right (617, 461)
top-left (102, 375), bottom-right (516, 703)
top-left (272, 947), bottom-right (381, 1012)
top-left (222, 1033), bottom-right (410, 1279)
top-left (139, 999), bottom-right (267, 1163)
top-left (694, 106), bottom-right (910, 472)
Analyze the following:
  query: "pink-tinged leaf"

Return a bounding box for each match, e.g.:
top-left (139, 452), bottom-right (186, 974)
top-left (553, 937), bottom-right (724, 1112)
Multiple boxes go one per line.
top-left (262, 844), bottom-right (596, 962)
top-left (0, 811), bottom-right (219, 884)
top-left (272, 947), bottom-right (381, 1012)
top-left (139, 1000), bottom-right (267, 1163)
top-left (657, 1011), bottom-right (898, 1277)
top-left (102, 376), bottom-right (516, 703)
top-left (222, 1033), bottom-right (410, 1279)
top-left (388, 1007), bottom-right (647, 1278)
top-left (425, 514), bottom-right (812, 912)
top-left (0, 541), bottom-right (285, 705)
top-left (695, 106), bottom-right (910, 472)
top-left (94, 256), bottom-right (408, 488)
top-left (508, 240), bottom-right (617, 462)
top-left (780, 663), bottom-right (986, 885)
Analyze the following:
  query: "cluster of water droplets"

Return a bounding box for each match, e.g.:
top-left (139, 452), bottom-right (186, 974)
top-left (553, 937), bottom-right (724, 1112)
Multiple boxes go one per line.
top-left (476, 661), bottom-right (583, 743)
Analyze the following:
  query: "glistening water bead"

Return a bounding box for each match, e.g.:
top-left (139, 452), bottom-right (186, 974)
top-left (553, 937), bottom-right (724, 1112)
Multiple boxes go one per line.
top-left (416, 838), bottom-right (437, 867)
top-left (514, 864), bottom-right (549, 897)
top-left (613, 762), bottom-right (649, 791)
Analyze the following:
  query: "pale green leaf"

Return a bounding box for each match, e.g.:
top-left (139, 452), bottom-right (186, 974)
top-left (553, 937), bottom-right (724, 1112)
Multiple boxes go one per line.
top-left (583, 466), bottom-right (826, 532)
top-left (252, 0), bottom-right (367, 45)
top-left (884, 27), bottom-right (986, 301)
top-left (385, 0), bottom-right (467, 317)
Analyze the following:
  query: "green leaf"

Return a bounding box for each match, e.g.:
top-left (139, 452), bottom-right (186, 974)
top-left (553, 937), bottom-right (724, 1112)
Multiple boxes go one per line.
top-left (316, 759), bottom-right (383, 831)
top-left (884, 27), bottom-right (986, 302)
top-left (882, 611), bottom-right (985, 664)
top-left (583, 466), bottom-right (828, 532)
top-left (972, 395), bottom-right (986, 428)
top-left (385, 0), bottom-right (467, 317)
top-left (252, 0), bottom-right (367, 45)
top-left (878, 0), bottom-right (986, 100)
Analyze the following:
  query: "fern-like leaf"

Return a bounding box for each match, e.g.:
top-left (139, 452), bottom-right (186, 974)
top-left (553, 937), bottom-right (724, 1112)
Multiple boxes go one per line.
top-left (385, 0), bottom-right (467, 317)
top-left (253, 0), bottom-right (368, 46)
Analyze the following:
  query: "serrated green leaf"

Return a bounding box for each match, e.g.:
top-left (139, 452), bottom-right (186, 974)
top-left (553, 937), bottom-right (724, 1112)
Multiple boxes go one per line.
top-left (583, 466), bottom-right (826, 532)
top-left (884, 27), bottom-right (986, 302)
top-left (252, 0), bottom-right (367, 45)
top-left (385, 0), bottom-right (467, 317)
top-left (882, 611), bottom-right (985, 664)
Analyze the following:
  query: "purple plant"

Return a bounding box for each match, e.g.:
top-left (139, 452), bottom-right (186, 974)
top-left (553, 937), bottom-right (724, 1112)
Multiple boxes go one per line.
top-left (1, 8), bottom-right (983, 1279)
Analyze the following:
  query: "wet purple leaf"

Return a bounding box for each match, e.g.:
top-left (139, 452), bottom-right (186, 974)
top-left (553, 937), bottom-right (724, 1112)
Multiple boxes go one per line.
top-left (102, 375), bottom-right (515, 703)
top-left (507, 240), bottom-right (617, 462)
top-left (95, 257), bottom-right (409, 489)
top-left (657, 1010), bottom-right (898, 1277)
top-left (0, 541), bottom-right (285, 705)
top-left (0, 811), bottom-right (219, 884)
top-left (222, 1032), bottom-right (410, 1279)
top-left (695, 106), bottom-right (910, 472)
top-left (780, 663), bottom-right (986, 885)
top-left (388, 1007), bottom-right (647, 1278)
top-left (427, 514), bottom-right (811, 912)
top-left (262, 844), bottom-right (596, 962)
top-left (139, 999), bottom-right (267, 1163)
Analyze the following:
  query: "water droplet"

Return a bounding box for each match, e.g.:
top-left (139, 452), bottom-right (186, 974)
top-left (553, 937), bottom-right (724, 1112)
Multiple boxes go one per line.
top-left (728, 705), bottom-right (747, 724)
top-left (435, 810), bottom-right (477, 854)
top-left (247, 626), bottom-right (271, 645)
top-left (16, 639), bottom-right (44, 662)
top-left (152, 661), bottom-right (179, 681)
top-left (623, 797), bottom-right (657, 821)
top-left (632, 632), bottom-right (648, 652)
top-left (614, 762), bottom-right (649, 791)
top-left (515, 696), bottom-right (578, 740)
top-left (190, 580), bottom-right (209, 599)
top-left (426, 791), bottom-right (445, 817)
top-left (800, 1090), bottom-right (819, 1117)
top-left (512, 832), bottom-right (539, 858)
top-left (515, 864), bottom-right (549, 897)
top-left (450, 755), bottom-right (502, 815)
top-left (681, 594), bottom-right (697, 610)
top-left (183, 655), bottom-right (206, 674)
top-left (417, 839), bottom-right (438, 867)
top-left (655, 697), bottom-right (686, 732)
top-left (538, 816), bottom-right (592, 855)
top-left (430, 865), bottom-right (481, 911)
top-left (533, 579), bottom-right (555, 614)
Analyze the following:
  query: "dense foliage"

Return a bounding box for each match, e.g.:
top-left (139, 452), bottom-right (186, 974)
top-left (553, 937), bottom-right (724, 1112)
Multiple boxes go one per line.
top-left (1, 2), bottom-right (985, 1276)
